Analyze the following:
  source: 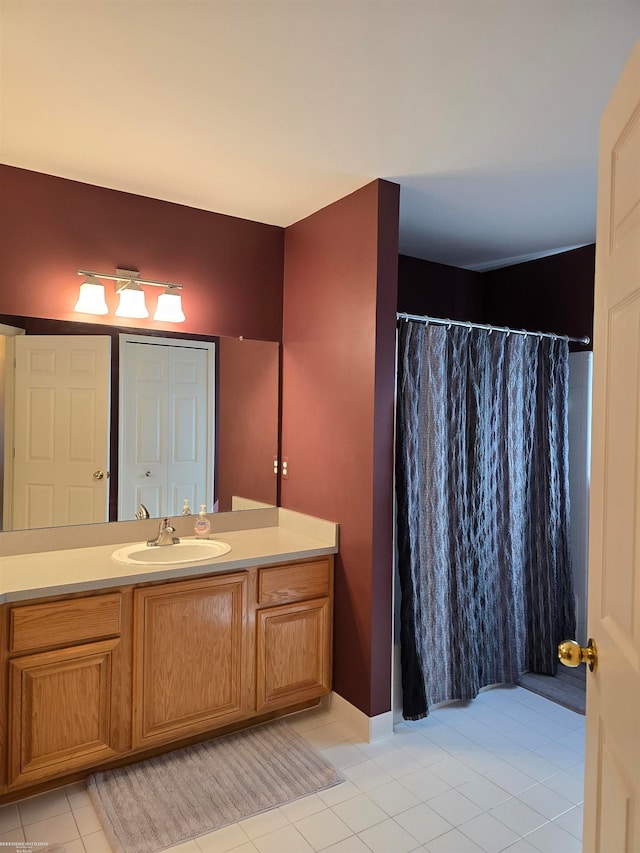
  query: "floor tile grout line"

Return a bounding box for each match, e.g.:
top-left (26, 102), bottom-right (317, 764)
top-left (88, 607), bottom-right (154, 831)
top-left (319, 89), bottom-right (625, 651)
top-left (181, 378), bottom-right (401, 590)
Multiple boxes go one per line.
top-left (69, 804), bottom-right (86, 843)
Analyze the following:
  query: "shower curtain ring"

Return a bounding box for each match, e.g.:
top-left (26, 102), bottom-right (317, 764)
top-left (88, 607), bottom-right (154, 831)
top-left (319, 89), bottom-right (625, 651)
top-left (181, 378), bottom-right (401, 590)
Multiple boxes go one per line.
top-left (447, 322), bottom-right (452, 331)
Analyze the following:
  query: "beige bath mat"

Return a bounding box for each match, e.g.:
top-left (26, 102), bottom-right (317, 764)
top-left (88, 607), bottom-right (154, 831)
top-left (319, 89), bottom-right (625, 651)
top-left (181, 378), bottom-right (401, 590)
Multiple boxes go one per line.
top-left (87, 719), bottom-right (344, 853)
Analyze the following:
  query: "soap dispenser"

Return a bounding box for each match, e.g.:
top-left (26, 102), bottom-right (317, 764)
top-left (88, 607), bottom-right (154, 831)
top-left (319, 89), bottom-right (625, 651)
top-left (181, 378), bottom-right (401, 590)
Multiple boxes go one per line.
top-left (194, 505), bottom-right (211, 539)
top-left (182, 499), bottom-right (191, 516)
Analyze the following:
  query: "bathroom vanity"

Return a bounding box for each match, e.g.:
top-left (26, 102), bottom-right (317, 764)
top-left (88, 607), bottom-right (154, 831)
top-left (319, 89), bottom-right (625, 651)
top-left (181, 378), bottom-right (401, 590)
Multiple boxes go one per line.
top-left (0, 510), bottom-right (337, 801)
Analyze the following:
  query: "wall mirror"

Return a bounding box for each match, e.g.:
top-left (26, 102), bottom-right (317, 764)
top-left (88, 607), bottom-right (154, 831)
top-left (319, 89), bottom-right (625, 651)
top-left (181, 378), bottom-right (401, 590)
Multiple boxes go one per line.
top-left (0, 314), bottom-right (280, 532)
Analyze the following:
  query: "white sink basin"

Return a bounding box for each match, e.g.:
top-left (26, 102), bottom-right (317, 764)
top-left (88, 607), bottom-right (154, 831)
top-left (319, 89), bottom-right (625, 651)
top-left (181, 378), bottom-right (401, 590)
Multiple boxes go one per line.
top-left (111, 539), bottom-right (231, 566)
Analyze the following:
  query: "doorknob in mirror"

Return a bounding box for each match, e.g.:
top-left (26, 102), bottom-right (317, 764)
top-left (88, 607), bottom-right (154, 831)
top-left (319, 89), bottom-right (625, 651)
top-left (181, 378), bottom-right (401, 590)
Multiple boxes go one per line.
top-left (558, 638), bottom-right (598, 672)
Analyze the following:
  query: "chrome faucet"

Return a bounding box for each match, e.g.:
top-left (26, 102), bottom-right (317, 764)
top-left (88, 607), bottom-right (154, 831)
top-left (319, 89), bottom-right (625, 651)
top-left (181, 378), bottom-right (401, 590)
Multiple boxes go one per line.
top-left (147, 518), bottom-right (180, 547)
top-left (136, 503), bottom-right (150, 520)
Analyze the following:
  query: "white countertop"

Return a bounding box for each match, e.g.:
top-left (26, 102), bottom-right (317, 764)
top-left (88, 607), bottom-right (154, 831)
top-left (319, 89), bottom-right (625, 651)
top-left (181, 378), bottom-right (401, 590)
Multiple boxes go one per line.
top-left (0, 512), bottom-right (338, 602)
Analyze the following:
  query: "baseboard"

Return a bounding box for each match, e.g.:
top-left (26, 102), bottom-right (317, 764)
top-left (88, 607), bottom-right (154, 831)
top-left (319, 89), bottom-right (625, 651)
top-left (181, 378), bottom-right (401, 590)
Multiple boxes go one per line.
top-left (322, 692), bottom-right (394, 743)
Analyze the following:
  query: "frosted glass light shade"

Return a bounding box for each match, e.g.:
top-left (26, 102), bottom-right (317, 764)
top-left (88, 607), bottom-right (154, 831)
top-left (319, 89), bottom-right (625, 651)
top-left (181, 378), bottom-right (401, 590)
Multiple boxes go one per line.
top-left (115, 282), bottom-right (149, 319)
top-left (153, 289), bottom-right (185, 323)
top-left (74, 277), bottom-right (108, 315)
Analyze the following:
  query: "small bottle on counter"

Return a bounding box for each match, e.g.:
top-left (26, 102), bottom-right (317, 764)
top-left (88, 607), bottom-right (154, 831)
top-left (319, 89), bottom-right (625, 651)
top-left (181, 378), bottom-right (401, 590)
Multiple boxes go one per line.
top-left (194, 505), bottom-right (211, 539)
top-left (182, 499), bottom-right (191, 515)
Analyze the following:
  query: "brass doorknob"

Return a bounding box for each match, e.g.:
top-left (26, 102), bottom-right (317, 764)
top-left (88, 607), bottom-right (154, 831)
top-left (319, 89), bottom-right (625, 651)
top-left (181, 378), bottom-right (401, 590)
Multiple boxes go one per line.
top-left (93, 470), bottom-right (105, 480)
top-left (558, 638), bottom-right (598, 672)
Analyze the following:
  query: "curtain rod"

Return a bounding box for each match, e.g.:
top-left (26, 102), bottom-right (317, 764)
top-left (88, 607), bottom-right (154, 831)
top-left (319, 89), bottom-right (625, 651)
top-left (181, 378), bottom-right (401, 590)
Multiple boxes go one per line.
top-left (396, 312), bottom-right (590, 346)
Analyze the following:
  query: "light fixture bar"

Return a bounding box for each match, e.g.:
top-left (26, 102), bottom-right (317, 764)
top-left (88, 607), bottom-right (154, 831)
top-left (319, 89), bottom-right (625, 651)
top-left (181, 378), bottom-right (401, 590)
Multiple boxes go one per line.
top-left (77, 269), bottom-right (183, 290)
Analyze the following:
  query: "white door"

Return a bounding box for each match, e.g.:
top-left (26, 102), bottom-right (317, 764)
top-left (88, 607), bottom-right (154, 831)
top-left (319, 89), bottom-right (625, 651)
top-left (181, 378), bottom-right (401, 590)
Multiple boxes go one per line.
top-left (118, 336), bottom-right (214, 520)
top-left (119, 340), bottom-right (168, 519)
top-left (583, 41), bottom-right (640, 852)
top-left (12, 335), bottom-right (110, 529)
top-left (167, 344), bottom-right (211, 514)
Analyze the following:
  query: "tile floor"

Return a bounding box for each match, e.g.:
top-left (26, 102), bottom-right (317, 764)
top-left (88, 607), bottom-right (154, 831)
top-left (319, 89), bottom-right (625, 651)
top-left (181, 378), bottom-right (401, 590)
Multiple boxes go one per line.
top-left (0, 685), bottom-right (585, 853)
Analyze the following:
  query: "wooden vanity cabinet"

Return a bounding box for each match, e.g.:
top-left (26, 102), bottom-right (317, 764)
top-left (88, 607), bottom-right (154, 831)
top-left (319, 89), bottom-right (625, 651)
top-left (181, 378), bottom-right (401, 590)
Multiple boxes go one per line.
top-left (133, 572), bottom-right (251, 750)
top-left (0, 555), bottom-right (333, 800)
top-left (256, 560), bottom-right (333, 713)
top-left (4, 591), bottom-right (131, 790)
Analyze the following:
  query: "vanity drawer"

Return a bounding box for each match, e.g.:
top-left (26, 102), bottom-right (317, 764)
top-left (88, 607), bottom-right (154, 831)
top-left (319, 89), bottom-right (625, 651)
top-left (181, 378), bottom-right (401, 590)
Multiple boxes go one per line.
top-left (9, 593), bottom-right (123, 653)
top-left (258, 560), bottom-right (331, 605)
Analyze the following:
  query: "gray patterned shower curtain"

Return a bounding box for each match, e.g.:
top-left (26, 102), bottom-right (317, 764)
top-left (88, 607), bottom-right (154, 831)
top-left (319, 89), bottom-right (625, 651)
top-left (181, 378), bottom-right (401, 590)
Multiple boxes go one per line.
top-left (395, 321), bottom-right (576, 720)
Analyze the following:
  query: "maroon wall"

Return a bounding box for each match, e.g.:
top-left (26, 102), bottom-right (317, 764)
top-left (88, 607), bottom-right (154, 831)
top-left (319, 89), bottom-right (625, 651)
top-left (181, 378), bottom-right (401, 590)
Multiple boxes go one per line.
top-left (398, 245), bottom-right (595, 351)
top-left (398, 255), bottom-right (484, 322)
top-left (483, 245), bottom-right (595, 349)
top-left (2, 165), bottom-right (402, 717)
top-left (0, 166), bottom-right (284, 341)
top-left (281, 180), bottom-right (399, 717)
top-left (217, 337), bottom-right (280, 511)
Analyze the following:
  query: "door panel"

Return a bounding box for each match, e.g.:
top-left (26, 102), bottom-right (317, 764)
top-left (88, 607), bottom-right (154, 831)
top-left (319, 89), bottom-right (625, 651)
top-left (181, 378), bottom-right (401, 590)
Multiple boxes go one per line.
top-left (119, 338), bottom-right (212, 520)
top-left (133, 574), bottom-right (248, 749)
top-left (12, 336), bottom-right (110, 528)
top-left (585, 40), bottom-right (640, 852)
top-left (168, 346), bottom-right (208, 515)
top-left (8, 639), bottom-right (120, 788)
top-left (256, 598), bottom-right (331, 712)
top-left (119, 343), bottom-right (167, 520)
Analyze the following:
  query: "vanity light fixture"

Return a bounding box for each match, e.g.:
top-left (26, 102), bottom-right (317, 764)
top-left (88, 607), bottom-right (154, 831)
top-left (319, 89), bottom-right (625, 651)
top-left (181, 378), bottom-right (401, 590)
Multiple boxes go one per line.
top-left (115, 279), bottom-right (149, 319)
top-left (75, 268), bottom-right (185, 323)
top-left (153, 286), bottom-right (186, 323)
top-left (73, 275), bottom-right (109, 315)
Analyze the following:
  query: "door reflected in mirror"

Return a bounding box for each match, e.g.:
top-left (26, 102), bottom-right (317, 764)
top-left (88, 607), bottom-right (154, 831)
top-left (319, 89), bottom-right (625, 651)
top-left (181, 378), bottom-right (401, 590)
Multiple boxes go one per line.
top-left (118, 334), bottom-right (216, 522)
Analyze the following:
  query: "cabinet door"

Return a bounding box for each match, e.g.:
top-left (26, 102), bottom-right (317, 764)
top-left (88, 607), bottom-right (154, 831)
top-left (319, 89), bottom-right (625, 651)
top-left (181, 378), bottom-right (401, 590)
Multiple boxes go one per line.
top-left (256, 598), bottom-right (332, 713)
top-left (8, 639), bottom-right (121, 788)
top-left (134, 573), bottom-right (249, 749)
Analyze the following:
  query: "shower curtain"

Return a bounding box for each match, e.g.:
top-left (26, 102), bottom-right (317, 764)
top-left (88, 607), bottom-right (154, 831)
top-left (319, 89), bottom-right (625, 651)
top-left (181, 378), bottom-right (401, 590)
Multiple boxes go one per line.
top-left (395, 321), bottom-right (576, 720)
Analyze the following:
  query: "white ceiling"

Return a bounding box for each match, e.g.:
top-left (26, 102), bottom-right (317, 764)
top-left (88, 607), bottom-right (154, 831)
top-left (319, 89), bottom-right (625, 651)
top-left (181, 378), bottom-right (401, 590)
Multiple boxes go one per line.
top-left (1, 1), bottom-right (638, 271)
